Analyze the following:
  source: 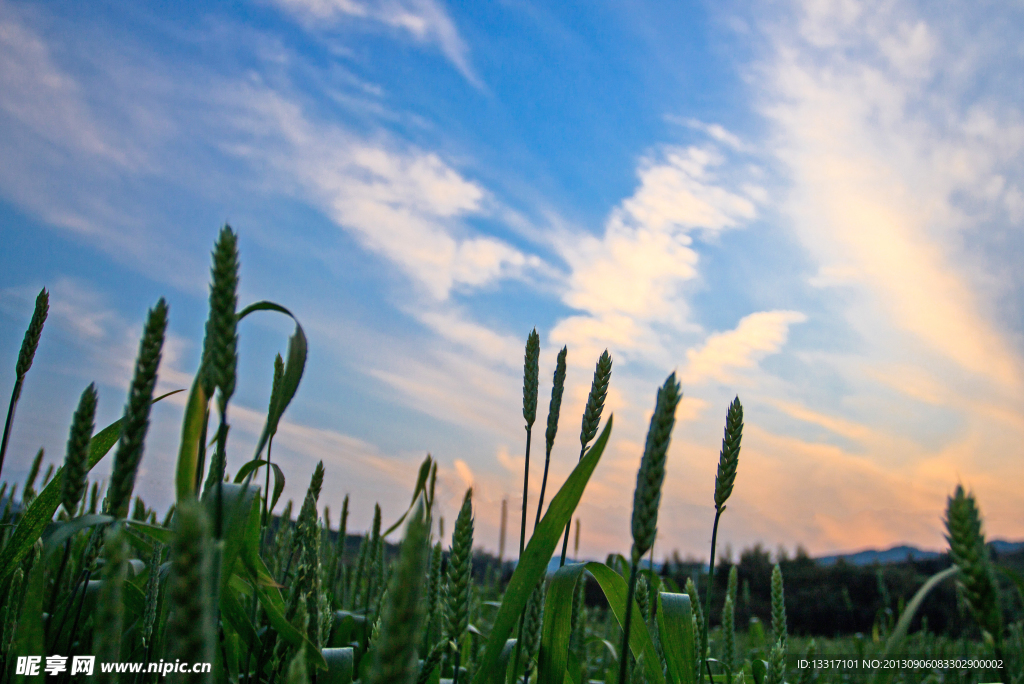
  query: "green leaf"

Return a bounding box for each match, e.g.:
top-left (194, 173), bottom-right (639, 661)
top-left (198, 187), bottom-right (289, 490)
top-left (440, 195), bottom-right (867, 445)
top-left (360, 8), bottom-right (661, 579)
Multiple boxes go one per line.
top-left (42, 514), bottom-right (114, 552)
top-left (222, 576), bottom-right (261, 647)
top-left (471, 417), bottom-right (612, 684)
top-left (11, 551), bottom-right (46, 674)
top-left (481, 640), bottom-right (518, 684)
top-left (659, 592), bottom-right (696, 684)
top-left (176, 377), bottom-right (207, 501)
top-left (871, 565), bottom-right (958, 684)
top-left (0, 390), bottom-right (182, 582)
top-left (238, 301), bottom-right (307, 461)
top-left (584, 562), bottom-right (665, 684)
top-left (233, 458), bottom-right (265, 483)
top-left (382, 454), bottom-right (433, 537)
top-left (269, 462), bottom-right (285, 513)
top-left (537, 563), bottom-right (587, 684)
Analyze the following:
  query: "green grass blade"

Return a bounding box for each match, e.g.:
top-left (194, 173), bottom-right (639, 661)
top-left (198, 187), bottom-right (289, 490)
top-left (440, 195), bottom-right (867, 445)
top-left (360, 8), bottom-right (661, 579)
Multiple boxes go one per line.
top-left (584, 561), bottom-right (666, 684)
top-left (658, 592), bottom-right (696, 684)
top-left (0, 390), bottom-right (182, 581)
top-left (382, 455), bottom-right (433, 537)
top-left (537, 563), bottom-right (587, 684)
top-left (870, 565), bottom-right (958, 684)
top-left (42, 514), bottom-right (114, 551)
top-left (471, 417), bottom-right (613, 684)
top-left (11, 547), bottom-right (46, 665)
top-left (176, 377), bottom-right (207, 501)
top-left (237, 301), bottom-right (307, 460)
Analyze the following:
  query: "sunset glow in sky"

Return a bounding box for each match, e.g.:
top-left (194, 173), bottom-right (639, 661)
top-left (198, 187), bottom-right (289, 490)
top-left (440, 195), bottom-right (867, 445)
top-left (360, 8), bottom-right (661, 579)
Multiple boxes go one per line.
top-left (1, 0), bottom-right (1023, 560)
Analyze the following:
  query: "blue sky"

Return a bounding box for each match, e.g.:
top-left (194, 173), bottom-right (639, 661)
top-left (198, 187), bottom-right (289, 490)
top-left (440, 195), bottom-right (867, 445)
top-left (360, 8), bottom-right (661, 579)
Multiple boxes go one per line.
top-left (2, 0), bottom-right (1023, 560)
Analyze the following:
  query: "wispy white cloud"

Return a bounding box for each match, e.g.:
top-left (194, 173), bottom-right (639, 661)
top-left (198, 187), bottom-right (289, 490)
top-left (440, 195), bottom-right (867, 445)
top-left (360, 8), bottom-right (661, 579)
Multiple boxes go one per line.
top-left (682, 311), bottom-right (807, 385)
top-left (269, 0), bottom-right (482, 87)
top-left (229, 86), bottom-right (541, 300)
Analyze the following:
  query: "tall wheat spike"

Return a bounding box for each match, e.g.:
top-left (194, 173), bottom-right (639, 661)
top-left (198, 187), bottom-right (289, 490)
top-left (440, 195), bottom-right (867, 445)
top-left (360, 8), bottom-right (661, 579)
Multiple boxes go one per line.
top-left (107, 298), bottom-right (168, 519)
top-left (519, 328), bottom-right (540, 556)
top-left (446, 489), bottom-right (474, 684)
top-left (0, 287), bottom-right (47, 482)
top-left (62, 384), bottom-right (97, 517)
top-left (945, 485), bottom-right (1004, 660)
top-left (622, 373), bottom-right (681, 684)
top-left (771, 563), bottom-right (787, 653)
top-left (560, 350), bottom-right (612, 566)
top-left (703, 397), bottom-right (743, 682)
top-left (535, 346), bottom-right (567, 527)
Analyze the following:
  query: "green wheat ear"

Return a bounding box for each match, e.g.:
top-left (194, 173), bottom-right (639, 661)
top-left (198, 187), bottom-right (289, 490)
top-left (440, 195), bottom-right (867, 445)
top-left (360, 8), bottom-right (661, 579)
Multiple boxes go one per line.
top-left (165, 500), bottom-right (214, 683)
top-left (107, 298), bottom-right (168, 519)
top-left (368, 500), bottom-right (430, 684)
top-left (631, 372), bottom-right (682, 563)
top-left (0, 288), bottom-right (49, 482)
top-left (200, 224), bottom-right (239, 409)
top-left (714, 397), bottom-right (743, 509)
top-left (580, 350), bottom-right (612, 449)
top-left (445, 489), bottom-right (474, 684)
top-left (945, 485), bottom-right (1003, 649)
top-left (523, 328), bottom-right (540, 427)
top-left (766, 640), bottom-right (785, 684)
top-left (16, 288), bottom-right (48, 379)
top-left (24, 447), bottom-right (44, 498)
top-left (771, 563), bottom-right (787, 652)
top-left (545, 346), bottom-right (568, 451)
top-left (62, 383), bottom-right (97, 517)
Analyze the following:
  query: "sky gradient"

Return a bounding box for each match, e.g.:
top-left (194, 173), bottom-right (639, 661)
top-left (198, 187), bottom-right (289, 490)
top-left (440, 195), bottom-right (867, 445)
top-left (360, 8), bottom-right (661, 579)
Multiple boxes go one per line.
top-left (1, 0), bottom-right (1023, 561)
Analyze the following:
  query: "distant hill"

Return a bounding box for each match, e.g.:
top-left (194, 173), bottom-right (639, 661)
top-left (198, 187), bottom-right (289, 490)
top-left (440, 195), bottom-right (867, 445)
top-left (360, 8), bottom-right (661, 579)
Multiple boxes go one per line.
top-left (815, 539), bottom-right (1024, 566)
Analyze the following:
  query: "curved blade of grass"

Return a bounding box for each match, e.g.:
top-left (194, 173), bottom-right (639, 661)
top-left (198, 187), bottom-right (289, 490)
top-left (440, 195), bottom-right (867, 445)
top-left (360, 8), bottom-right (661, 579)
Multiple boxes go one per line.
top-left (537, 563), bottom-right (587, 684)
top-left (471, 417), bottom-right (612, 684)
top-left (11, 547), bottom-right (46, 662)
top-left (42, 514), bottom-right (115, 552)
top-left (585, 561), bottom-right (665, 684)
top-left (176, 377), bottom-right (207, 501)
top-left (382, 455), bottom-right (433, 537)
top-left (0, 389), bottom-right (182, 581)
top-left (125, 519), bottom-right (173, 545)
top-left (238, 301), bottom-right (307, 461)
top-left (871, 565), bottom-right (958, 684)
top-left (658, 592), bottom-right (696, 684)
